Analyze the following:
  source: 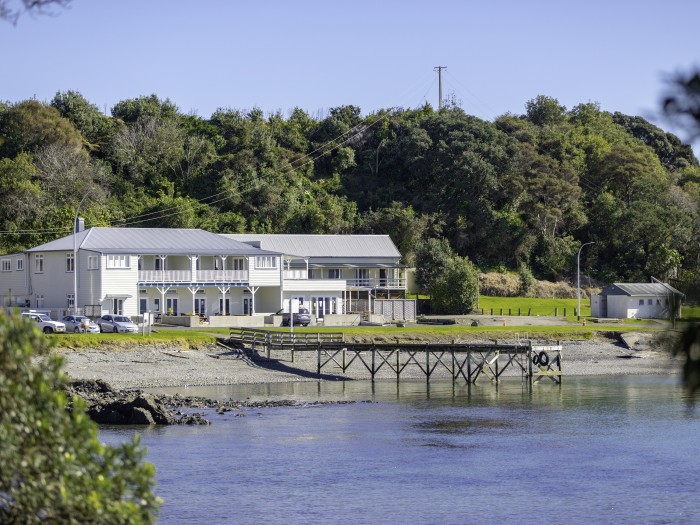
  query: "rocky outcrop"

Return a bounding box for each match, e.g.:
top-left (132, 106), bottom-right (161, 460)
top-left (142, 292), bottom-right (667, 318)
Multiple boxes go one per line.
top-left (66, 379), bottom-right (208, 426)
top-left (66, 378), bottom-right (363, 426)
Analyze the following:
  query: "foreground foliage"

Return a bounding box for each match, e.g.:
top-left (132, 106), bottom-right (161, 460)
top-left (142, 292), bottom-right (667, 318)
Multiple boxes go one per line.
top-left (0, 310), bottom-right (159, 523)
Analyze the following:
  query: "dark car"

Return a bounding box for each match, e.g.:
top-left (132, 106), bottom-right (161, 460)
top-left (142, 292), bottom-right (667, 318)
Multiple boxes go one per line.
top-left (280, 307), bottom-right (311, 327)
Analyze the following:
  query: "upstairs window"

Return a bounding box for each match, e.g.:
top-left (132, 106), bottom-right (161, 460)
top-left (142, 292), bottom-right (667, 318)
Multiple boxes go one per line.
top-left (66, 253), bottom-right (75, 273)
top-left (255, 256), bottom-right (277, 269)
top-left (1, 259), bottom-right (10, 272)
top-left (106, 255), bottom-right (130, 269)
top-left (16, 258), bottom-right (24, 271)
top-left (35, 254), bottom-right (44, 273)
top-left (328, 269), bottom-right (341, 279)
top-left (87, 255), bottom-right (98, 270)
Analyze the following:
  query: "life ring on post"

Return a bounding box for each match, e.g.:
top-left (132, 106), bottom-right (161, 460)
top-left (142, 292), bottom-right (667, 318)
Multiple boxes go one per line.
top-left (532, 353), bottom-right (540, 366)
top-left (538, 351), bottom-right (550, 367)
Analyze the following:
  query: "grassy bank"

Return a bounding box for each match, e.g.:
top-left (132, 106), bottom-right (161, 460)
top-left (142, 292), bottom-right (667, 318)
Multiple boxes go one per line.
top-left (477, 296), bottom-right (589, 317)
top-left (48, 323), bottom-right (667, 349)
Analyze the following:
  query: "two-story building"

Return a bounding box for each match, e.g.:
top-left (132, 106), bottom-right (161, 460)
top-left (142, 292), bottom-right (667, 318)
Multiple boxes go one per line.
top-left (226, 234), bottom-right (407, 319)
top-left (1, 227), bottom-right (407, 323)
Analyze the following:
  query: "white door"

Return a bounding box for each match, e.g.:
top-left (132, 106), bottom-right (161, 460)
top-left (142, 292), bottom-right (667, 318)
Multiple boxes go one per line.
top-left (314, 296), bottom-right (333, 319)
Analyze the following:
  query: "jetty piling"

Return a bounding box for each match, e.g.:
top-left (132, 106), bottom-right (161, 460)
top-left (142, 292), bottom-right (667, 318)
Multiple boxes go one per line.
top-left (227, 328), bottom-right (562, 384)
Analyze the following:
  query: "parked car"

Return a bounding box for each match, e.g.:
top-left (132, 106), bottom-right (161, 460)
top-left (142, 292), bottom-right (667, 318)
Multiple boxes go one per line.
top-left (21, 311), bottom-right (66, 334)
top-left (61, 315), bottom-right (101, 333)
top-left (279, 307), bottom-right (311, 327)
top-left (96, 314), bottom-right (138, 333)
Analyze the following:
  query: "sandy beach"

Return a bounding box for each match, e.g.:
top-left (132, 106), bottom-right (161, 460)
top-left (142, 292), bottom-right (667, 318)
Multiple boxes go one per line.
top-left (56, 330), bottom-right (682, 390)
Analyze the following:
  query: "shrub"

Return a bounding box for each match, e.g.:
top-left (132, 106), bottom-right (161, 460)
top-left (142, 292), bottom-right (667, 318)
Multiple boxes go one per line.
top-left (0, 310), bottom-right (160, 523)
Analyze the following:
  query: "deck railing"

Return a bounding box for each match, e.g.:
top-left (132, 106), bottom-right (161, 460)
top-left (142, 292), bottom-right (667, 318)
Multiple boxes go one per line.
top-left (138, 270), bottom-right (248, 283)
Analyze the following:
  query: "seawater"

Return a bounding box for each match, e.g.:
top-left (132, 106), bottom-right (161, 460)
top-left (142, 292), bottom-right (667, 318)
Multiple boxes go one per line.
top-left (100, 376), bottom-right (700, 525)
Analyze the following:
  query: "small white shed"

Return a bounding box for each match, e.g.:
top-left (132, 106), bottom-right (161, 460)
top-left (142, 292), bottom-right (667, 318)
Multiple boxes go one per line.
top-left (591, 282), bottom-right (683, 319)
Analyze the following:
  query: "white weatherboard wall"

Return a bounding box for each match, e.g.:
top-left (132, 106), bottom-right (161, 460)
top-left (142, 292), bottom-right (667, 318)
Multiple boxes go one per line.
top-left (248, 256), bottom-right (282, 286)
top-left (100, 254), bottom-right (139, 316)
top-left (0, 254), bottom-right (29, 303)
top-left (78, 250), bottom-right (101, 313)
top-left (31, 252), bottom-right (74, 312)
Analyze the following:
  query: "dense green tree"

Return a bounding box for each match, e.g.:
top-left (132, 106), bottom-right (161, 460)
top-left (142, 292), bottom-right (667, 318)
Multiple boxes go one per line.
top-left (525, 95), bottom-right (567, 126)
top-left (430, 255), bottom-right (479, 314)
top-left (111, 94), bottom-right (179, 124)
top-left (51, 90), bottom-right (115, 151)
top-left (0, 310), bottom-right (159, 522)
top-left (0, 100), bottom-right (83, 158)
top-left (414, 237), bottom-right (455, 293)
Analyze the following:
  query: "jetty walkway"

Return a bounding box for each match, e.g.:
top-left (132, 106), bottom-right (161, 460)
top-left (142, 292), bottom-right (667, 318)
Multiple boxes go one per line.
top-left (227, 328), bottom-right (562, 384)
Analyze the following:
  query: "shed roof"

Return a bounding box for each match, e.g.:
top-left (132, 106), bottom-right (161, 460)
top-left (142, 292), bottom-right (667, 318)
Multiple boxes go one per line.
top-left (602, 282), bottom-right (684, 297)
top-left (224, 234), bottom-right (402, 259)
top-left (27, 228), bottom-right (278, 256)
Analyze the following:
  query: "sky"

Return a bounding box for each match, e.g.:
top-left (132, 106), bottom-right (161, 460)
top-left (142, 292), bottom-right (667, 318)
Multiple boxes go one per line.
top-left (2, 0), bottom-right (699, 138)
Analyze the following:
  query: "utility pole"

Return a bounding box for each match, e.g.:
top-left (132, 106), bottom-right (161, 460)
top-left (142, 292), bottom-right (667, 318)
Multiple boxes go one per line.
top-left (434, 66), bottom-right (447, 110)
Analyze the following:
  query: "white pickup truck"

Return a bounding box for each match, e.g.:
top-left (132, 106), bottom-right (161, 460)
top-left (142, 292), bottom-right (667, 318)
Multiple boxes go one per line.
top-left (21, 311), bottom-right (66, 334)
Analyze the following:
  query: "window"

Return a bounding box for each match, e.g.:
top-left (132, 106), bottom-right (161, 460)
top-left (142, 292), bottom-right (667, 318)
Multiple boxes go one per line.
top-left (1, 259), bottom-right (10, 272)
top-left (16, 258), bottom-right (24, 271)
top-left (67, 294), bottom-right (75, 309)
top-left (36, 295), bottom-right (44, 308)
top-left (87, 255), bottom-right (98, 270)
top-left (255, 256), bottom-right (277, 269)
top-left (66, 253), bottom-right (75, 272)
top-left (356, 268), bottom-right (369, 285)
top-left (232, 258), bottom-right (245, 271)
top-left (106, 255), bottom-right (130, 269)
top-left (639, 299), bottom-right (644, 306)
top-left (647, 299), bottom-right (653, 305)
top-left (328, 269), bottom-right (341, 279)
top-left (308, 269), bottom-right (319, 279)
top-left (155, 257), bottom-right (165, 270)
top-left (35, 254), bottom-right (44, 273)
top-left (154, 298), bottom-right (161, 312)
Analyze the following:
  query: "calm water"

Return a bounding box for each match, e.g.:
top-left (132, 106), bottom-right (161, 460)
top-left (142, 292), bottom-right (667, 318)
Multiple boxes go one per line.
top-left (101, 377), bottom-right (700, 525)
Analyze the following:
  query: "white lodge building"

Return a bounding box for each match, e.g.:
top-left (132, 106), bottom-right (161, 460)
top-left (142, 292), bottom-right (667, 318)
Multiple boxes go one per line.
top-left (0, 227), bottom-right (406, 322)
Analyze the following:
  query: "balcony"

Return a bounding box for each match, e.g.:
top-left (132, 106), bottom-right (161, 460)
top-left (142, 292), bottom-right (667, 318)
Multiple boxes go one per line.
top-left (283, 269), bottom-right (308, 280)
top-left (138, 270), bottom-right (248, 284)
top-left (346, 278), bottom-right (406, 289)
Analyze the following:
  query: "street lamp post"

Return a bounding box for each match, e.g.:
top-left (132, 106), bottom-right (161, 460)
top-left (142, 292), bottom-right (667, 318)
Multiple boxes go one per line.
top-left (577, 242), bottom-right (595, 321)
top-left (73, 191), bottom-right (92, 315)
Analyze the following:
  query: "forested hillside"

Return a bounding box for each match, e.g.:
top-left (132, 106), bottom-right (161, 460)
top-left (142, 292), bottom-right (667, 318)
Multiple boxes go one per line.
top-left (1, 92), bottom-right (699, 294)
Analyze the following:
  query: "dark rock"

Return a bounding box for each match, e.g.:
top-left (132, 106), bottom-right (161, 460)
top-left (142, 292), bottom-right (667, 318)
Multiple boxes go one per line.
top-left (129, 407), bottom-right (156, 425)
top-left (132, 394), bottom-right (175, 425)
top-left (178, 413), bottom-right (211, 425)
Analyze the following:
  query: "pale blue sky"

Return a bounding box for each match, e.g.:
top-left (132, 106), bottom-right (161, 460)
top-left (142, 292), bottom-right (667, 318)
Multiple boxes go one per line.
top-left (2, 0), bottom-right (699, 134)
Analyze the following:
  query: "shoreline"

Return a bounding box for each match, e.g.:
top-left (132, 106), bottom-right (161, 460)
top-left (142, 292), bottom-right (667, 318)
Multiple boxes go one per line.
top-left (56, 331), bottom-right (682, 391)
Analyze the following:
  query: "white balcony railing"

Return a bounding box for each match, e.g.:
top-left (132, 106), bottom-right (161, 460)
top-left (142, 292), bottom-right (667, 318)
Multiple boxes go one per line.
top-left (195, 270), bottom-right (247, 282)
top-left (139, 270), bottom-right (192, 282)
top-left (138, 270), bottom-right (248, 283)
top-left (346, 278), bottom-right (406, 289)
top-left (283, 269), bottom-right (308, 280)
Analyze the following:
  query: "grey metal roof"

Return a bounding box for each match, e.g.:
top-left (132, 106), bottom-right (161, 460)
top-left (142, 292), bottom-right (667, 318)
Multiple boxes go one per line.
top-left (224, 234), bottom-right (402, 259)
top-left (27, 228), bottom-right (279, 256)
top-left (602, 283), bottom-right (684, 297)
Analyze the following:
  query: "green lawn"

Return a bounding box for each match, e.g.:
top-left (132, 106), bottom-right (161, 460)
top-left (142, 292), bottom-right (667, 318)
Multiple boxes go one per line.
top-left (477, 296), bottom-right (589, 317)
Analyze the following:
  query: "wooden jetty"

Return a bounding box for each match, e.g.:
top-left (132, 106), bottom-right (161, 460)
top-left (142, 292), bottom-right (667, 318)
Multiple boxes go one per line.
top-left (227, 328), bottom-right (562, 384)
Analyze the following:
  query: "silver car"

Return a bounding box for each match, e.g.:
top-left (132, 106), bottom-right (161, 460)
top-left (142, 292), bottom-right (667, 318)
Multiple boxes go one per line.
top-left (96, 314), bottom-right (139, 333)
top-left (61, 315), bottom-right (101, 334)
